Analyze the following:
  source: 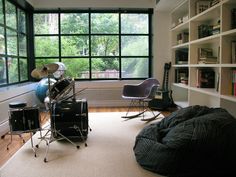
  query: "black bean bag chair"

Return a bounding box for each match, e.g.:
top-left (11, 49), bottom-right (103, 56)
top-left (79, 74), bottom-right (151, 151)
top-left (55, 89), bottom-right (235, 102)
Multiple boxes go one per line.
top-left (133, 105), bottom-right (236, 177)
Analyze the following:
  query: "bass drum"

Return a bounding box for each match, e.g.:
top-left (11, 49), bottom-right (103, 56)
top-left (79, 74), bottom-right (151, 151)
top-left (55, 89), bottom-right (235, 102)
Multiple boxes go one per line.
top-left (50, 78), bottom-right (73, 100)
top-left (9, 107), bottom-right (40, 132)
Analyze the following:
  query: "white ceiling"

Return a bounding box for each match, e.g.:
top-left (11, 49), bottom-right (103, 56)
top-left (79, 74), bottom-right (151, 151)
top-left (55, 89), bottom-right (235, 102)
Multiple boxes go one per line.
top-left (155, 0), bottom-right (185, 12)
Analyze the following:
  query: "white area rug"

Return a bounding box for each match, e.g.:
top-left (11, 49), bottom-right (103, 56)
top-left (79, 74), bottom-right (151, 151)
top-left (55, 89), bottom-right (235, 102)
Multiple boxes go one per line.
top-left (0, 112), bottom-right (164, 177)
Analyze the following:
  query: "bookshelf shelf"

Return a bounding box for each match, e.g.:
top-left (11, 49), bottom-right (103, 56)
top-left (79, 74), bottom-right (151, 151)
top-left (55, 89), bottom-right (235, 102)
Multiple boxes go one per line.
top-left (173, 83), bottom-right (189, 89)
top-left (221, 94), bottom-right (236, 102)
top-left (189, 87), bottom-right (219, 97)
top-left (171, 0), bottom-right (236, 115)
top-left (173, 64), bottom-right (189, 67)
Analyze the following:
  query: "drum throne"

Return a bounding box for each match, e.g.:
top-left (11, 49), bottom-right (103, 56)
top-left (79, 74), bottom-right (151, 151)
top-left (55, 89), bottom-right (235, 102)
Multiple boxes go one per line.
top-left (7, 101), bottom-right (41, 157)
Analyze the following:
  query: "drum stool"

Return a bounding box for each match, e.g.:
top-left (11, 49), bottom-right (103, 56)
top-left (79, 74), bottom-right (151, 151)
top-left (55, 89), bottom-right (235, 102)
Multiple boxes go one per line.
top-left (7, 102), bottom-right (41, 157)
top-left (7, 101), bottom-right (27, 150)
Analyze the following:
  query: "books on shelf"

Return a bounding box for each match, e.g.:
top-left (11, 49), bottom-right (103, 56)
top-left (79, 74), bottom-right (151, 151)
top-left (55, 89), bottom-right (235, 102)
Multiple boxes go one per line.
top-left (211, 0), bottom-right (220, 7)
top-left (196, 0), bottom-right (211, 15)
top-left (231, 8), bottom-right (236, 29)
top-left (232, 70), bottom-right (236, 96)
top-left (177, 32), bottom-right (189, 45)
top-left (198, 24), bottom-right (212, 38)
top-left (196, 68), bottom-right (215, 88)
top-left (175, 48), bottom-right (188, 64)
top-left (175, 68), bottom-right (188, 85)
top-left (198, 48), bottom-right (218, 64)
top-left (232, 41), bottom-right (236, 64)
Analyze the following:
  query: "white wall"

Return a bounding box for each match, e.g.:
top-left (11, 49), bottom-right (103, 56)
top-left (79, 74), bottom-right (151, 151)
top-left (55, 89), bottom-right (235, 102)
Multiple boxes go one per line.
top-left (152, 10), bottom-right (171, 86)
top-left (26, 0), bottom-right (155, 9)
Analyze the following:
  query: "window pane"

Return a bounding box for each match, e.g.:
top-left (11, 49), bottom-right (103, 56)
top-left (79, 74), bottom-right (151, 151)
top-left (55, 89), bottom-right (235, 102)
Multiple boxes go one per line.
top-left (0, 0), bottom-right (4, 24)
top-left (121, 14), bottom-right (148, 34)
top-left (61, 36), bottom-right (89, 56)
top-left (35, 58), bottom-right (59, 69)
top-left (91, 13), bottom-right (118, 34)
top-left (8, 57), bottom-right (19, 83)
top-left (62, 58), bottom-right (89, 79)
top-left (6, 29), bottom-right (17, 56)
top-left (61, 13), bottom-right (89, 34)
top-left (18, 9), bottom-right (26, 34)
top-left (0, 57), bottom-right (6, 84)
top-left (91, 35), bottom-right (119, 56)
top-left (0, 26), bottom-right (5, 54)
top-left (121, 58), bottom-right (148, 78)
top-left (121, 36), bottom-right (148, 56)
top-left (35, 36), bottom-right (59, 57)
top-left (19, 34), bottom-right (27, 57)
top-left (19, 58), bottom-right (28, 81)
top-left (34, 14), bottom-right (58, 34)
top-left (91, 58), bottom-right (119, 79)
top-left (5, 0), bottom-right (16, 29)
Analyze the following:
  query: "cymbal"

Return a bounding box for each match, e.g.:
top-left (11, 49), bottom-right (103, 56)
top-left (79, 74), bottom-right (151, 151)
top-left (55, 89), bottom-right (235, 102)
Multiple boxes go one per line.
top-left (31, 63), bottom-right (59, 79)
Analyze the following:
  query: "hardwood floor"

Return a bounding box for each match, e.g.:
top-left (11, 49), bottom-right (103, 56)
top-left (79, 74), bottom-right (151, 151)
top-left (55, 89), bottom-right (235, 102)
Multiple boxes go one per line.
top-left (0, 107), bottom-right (172, 167)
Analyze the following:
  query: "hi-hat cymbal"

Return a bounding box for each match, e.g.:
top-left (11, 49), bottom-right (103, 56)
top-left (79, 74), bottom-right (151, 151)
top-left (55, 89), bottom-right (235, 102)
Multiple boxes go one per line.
top-left (31, 63), bottom-right (59, 79)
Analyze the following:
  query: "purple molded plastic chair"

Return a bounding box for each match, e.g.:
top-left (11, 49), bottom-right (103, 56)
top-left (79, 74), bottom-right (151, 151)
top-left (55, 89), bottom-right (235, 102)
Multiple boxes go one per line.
top-left (122, 78), bottom-right (162, 121)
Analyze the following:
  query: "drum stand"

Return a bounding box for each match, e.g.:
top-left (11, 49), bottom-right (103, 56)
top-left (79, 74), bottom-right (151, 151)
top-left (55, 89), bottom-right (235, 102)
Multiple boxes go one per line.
top-left (36, 74), bottom-right (80, 163)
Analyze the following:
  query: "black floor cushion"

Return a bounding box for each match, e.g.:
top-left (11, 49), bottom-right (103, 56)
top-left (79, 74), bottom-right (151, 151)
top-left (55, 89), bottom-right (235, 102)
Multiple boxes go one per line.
top-left (133, 105), bottom-right (236, 177)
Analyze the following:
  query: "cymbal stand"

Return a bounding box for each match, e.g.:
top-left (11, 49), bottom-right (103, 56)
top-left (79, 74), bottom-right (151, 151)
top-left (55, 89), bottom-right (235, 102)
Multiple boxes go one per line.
top-left (36, 74), bottom-right (79, 163)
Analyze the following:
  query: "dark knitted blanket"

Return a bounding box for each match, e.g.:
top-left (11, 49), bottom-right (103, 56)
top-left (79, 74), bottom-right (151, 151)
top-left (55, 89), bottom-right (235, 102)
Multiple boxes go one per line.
top-left (133, 105), bottom-right (236, 177)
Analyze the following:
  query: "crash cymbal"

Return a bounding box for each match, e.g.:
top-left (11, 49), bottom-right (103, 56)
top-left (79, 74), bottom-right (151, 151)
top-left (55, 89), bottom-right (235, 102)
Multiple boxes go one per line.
top-left (31, 63), bottom-right (59, 79)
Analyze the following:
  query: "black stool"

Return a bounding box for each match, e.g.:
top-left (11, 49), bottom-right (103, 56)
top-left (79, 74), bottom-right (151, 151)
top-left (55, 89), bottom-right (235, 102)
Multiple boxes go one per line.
top-left (7, 101), bottom-right (41, 157)
top-left (7, 102), bottom-right (27, 150)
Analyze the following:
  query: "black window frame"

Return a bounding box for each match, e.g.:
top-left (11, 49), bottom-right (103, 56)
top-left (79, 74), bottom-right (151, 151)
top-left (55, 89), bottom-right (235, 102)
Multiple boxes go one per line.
top-left (33, 8), bottom-right (153, 81)
top-left (0, 0), bottom-right (32, 87)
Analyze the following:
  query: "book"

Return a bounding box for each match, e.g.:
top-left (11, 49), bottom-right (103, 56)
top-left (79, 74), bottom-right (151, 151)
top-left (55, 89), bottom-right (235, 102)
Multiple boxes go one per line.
top-left (175, 68), bottom-right (188, 84)
top-left (198, 48), bottom-right (218, 64)
top-left (232, 41), bottom-right (236, 64)
top-left (198, 24), bottom-right (213, 38)
top-left (196, 1), bottom-right (211, 15)
top-left (231, 8), bottom-right (236, 29)
top-left (196, 68), bottom-right (215, 88)
top-left (177, 32), bottom-right (189, 44)
top-left (175, 48), bottom-right (188, 64)
top-left (232, 70), bottom-right (236, 96)
top-left (211, 0), bottom-right (220, 7)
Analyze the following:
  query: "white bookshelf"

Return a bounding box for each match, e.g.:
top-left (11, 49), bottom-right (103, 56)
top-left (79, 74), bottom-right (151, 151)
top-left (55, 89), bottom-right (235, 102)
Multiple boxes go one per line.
top-left (170, 0), bottom-right (236, 116)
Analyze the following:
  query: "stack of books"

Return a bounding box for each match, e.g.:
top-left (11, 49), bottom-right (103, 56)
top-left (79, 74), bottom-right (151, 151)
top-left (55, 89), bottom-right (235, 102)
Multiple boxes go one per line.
top-left (196, 68), bottom-right (215, 88)
top-left (177, 32), bottom-right (189, 45)
top-left (198, 48), bottom-right (218, 64)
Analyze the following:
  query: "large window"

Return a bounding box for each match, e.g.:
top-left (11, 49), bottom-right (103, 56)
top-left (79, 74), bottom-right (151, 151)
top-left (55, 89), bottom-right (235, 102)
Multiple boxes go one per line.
top-left (0, 0), bottom-right (28, 85)
top-left (34, 10), bottom-right (152, 80)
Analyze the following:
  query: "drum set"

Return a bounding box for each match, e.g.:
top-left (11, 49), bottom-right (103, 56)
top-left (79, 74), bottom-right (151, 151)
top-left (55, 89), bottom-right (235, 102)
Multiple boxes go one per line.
top-left (31, 62), bottom-right (86, 162)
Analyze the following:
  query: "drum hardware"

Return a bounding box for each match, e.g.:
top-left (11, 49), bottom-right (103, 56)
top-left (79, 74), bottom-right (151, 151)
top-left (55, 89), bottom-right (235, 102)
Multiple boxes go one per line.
top-left (33, 70), bottom-right (80, 163)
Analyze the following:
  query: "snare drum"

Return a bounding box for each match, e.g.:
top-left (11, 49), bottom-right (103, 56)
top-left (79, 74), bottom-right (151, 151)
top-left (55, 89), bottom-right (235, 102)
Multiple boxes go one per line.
top-left (50, 78), bottom-right (72, 100)
top-left (9, 107), bottom-right (40, 132)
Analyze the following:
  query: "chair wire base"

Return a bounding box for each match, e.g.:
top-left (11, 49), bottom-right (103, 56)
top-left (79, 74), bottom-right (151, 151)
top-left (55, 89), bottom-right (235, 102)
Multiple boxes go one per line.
top-left (122, 99), bottom-right (162, 121)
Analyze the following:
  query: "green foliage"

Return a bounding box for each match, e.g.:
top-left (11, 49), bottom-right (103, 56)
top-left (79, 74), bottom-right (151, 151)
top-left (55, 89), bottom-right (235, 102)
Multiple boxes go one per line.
top-left (34, 12), bottom-right (149, 79)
